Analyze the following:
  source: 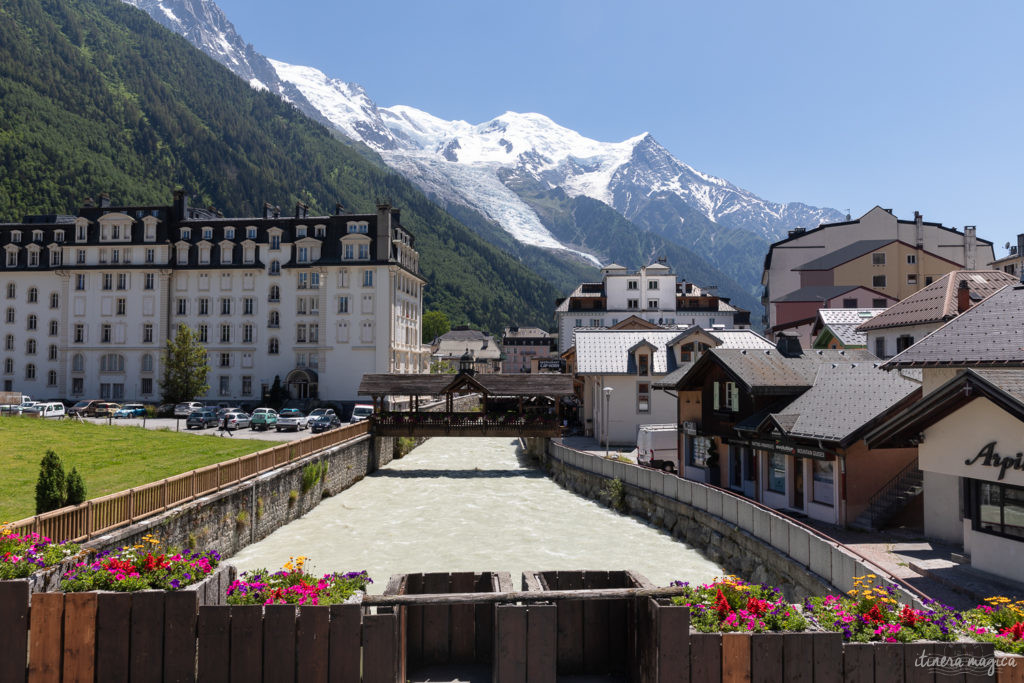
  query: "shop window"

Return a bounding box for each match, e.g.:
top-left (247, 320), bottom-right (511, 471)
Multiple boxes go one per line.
top-left (768, 454), bottom-right (786, 494)
top-left (812, 459), bottom-right (835, 506)
top-left (974, 480), bottom-right (1024, 540)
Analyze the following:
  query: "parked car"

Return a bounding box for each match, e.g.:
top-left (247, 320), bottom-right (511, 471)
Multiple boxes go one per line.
top-left (175, 402), bottom-right (203, 418)
top-left (186, 409), bottom-right (219, 429)
top-left (250, 408), bottom-right (278, 431)
top-left (113, 404), bottom-right (147, 418)
top-left (156, 403), bottom-right (176, 418)
top-left (22, 402), bottom-right (66, 419)
top-left (223, 411), bottom-right (250, 430)
top-left (216, 406), bottom-right (242, 419)
top-left (93, 403), bottom-right (121, 418)
top-left (67, 400), bottom-right (102, 417)
top-left (276, 409), bottom-right (309, 432)
top-left (309, 413), bottom-right (342, 433)
top-left (350, 404), bottom-right (374, 423)
top-left (308, 408), bottom-right (337, 420)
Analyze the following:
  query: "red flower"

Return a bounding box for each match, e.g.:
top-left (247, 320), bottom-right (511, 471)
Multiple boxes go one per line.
top-left (714, 589), bottom-right (732, 621)
top-left (143, 554), bottom-right (169, 572)
top-left (863, 605), bottom-right (885, 624)
top-left (746, 597), bottom-right (770, 617)
top-left (1000, 622), bottom-right (1024, 641)
top-left (899, 606), bottom-right (920, 626)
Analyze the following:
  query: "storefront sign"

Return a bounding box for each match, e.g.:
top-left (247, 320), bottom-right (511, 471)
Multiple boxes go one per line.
top-left (744, 439), bottom-right (826, 459)
top-left (964, 441), bottom-right (1024, 481)
top-left (538, 359), bottom-right (563, 371)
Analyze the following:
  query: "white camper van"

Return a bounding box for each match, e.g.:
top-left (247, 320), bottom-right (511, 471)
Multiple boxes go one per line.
top-left (636, 424), bottom-right (679, 473)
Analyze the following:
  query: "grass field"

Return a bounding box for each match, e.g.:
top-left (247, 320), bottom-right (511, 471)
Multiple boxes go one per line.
top-left (0, 418), bottom-right (281, 523)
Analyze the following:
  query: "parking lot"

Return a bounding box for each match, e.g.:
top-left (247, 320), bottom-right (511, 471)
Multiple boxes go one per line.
top-left (74, 416), bottom-right (315, 442)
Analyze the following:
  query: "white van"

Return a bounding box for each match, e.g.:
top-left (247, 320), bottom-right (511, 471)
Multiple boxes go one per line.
top-left (26, 402), bottom-right (66, 419)
top-left (636, 424), bottom-right (680, 473)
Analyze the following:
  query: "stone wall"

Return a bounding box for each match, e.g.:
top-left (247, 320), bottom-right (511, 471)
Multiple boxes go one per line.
top-left (86, 434), bottom-right (384, 560)
top-left (541, 441), bottom-right (922, 606)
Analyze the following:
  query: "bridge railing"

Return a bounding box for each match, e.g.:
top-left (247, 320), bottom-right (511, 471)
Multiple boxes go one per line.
top-left (6, 421), bottom-right (369, 542)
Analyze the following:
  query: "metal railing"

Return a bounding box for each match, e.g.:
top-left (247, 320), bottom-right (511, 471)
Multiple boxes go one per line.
top-left (7, 421), bottom-right (369, 543)
top-left (861, 458), bottom-right (922, 529)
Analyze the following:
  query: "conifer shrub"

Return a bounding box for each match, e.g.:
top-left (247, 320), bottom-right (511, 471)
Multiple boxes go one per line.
top-left (65, 467), bottom-right (87, 506)
top-left (35, 450), bottom-right (66, 514)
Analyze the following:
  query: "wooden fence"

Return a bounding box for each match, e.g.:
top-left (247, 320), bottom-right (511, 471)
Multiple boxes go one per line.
top-left (7, 422), bottom-right (369, 543)
top-left (2, 571), bottom-right (1022, 683)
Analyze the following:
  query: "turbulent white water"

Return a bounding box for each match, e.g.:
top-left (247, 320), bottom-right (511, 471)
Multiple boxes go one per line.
top-left (231, 437), bottom-right (723, 593)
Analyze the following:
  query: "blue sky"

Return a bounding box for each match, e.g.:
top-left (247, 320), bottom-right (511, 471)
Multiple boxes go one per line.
top-left (215, 0), bottom-right (1024, 255)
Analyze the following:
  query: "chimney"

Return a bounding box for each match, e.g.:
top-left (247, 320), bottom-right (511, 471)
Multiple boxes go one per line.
top-left (957, 279), bottom-right (971, 314)
top-left (335, 202), bottom-right (343, 215)
top-left (1018, 234), bottom-right (1024, 284)
top-left (915, 211), bottom-right (924, 249)
top-left (173, 190), bottom-right (188, 221)
top-left (376, 203), bottom-right (391, 260)
top-left (99, 192), bottom-right (111, 208)
top-left (775, 333), bottom-right (803, 358)
top-left (963, 226), bottom-right (977, 269)
top-left (273, 205), bottom-right (280, 219)
top-left (83, 197), bottom-right (95, 208)
top-left (295, 202), bottom-right (302, 219)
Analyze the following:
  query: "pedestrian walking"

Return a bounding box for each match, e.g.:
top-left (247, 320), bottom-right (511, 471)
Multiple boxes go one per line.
top-left (220, 414), bottom-right (233, 437)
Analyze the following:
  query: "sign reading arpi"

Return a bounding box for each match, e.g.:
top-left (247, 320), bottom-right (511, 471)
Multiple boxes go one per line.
top-left (964, 441), bottom-right (1024, 481)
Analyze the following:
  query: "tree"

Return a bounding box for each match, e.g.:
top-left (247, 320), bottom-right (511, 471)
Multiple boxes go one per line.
top-left (160, 324), bottom-right (210, 404)
top-left (422, 310), bottom-right (451, 345)
top-left (65, 467), bottom-right (86, 506)
top-left (35, 450), bottom-right (66, 514)
top-left (429, 360), bottom-right (457, 374)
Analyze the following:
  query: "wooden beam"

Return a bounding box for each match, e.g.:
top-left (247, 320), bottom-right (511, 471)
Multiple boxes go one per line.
top-left (361, 586), bottom-right (689, 607)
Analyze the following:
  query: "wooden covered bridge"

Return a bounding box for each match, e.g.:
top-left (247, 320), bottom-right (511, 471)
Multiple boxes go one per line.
top-left (357, 372), bottom-right (575, 437)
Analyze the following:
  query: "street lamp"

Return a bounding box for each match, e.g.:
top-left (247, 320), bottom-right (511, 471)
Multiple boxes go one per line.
top-left (602, 386), bottom-right (614, 457)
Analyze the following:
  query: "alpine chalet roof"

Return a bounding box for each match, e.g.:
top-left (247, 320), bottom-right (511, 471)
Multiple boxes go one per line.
top-left (772, 285), bottom-right (878, 303)
top-left (883, 283), bottom-right (1024, 368)
top-left (650, 329), bottom-right (774, 388)
top-left (794, 240), bottom-right (894, 271)
top-left (766, 364), bottom-right (921, 445)
top-left (575, 330), bottom-right (684, 375)
top-left (857, 270), bottom-right (1018, 332)
top-left (358, 373), bottom-right (575, 397)
top-left (815, 309), bottom-right (886, 347)
top-left (673, 347), bottom-right (877, 394)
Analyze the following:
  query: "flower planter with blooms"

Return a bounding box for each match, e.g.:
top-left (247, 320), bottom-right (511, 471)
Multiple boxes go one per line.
top-left (669, 575), bottom-right (809, 633)
top-left (804, 574), bottom-right (964, 644)
top-left (0, 524), bottom-right (80, 579)
top-left (60, 534), bottom-right (220, 592)
top-left (961, 597), bottom-right (1024, 654)
top-left (226, 556), bottom-right (371, 606)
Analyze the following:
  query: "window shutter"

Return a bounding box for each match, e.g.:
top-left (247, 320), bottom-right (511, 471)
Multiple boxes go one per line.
top-left (713, 382), bottom-right (720, 410)
top-left (730, 383), bottom-right (740, 412)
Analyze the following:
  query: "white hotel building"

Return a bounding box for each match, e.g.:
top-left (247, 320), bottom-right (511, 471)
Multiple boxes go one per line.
top-left (0, 192), bottom-right (427, 405)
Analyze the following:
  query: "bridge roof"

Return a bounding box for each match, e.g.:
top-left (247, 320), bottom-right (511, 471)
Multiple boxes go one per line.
top-left (359, 372), bottom-right (576, 397)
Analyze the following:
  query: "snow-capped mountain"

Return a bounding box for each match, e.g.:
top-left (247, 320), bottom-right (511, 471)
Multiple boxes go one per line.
top-left (121, 0), bottom-right (844, 301)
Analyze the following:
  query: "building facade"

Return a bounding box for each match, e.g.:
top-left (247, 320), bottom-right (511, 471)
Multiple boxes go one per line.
top-left (762, 207), bottom-right (994, 335)
top-left (0, 192), bottom-right (427, 404)
top-left (501, 326), bottom-right (558, 373)
top-left (554, 263), bottom-right (749, 354)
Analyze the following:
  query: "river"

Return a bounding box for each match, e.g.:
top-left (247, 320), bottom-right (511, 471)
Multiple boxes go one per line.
top-left (231, 437), bottom-right (723, 592)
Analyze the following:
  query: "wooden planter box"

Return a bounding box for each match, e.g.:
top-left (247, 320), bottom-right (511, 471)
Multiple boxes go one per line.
top-left (523, 569), bottom-right (653, 681)
top-left (382, 571), bottom-right (513, 681)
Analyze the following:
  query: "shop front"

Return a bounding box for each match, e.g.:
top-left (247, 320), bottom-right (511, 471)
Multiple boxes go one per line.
top-left (735, 437), bottom-right (841, 525)
top-left (867, 371), bottom-right (1024, 586)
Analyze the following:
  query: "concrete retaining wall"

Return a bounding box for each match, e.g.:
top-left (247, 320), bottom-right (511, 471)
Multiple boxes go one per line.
top-left (544, 441), bottom-right (922, 606)
top-left (85, 433), bottom-right (388, 560)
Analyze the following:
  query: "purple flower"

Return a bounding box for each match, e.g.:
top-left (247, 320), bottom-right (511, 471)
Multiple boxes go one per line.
top-left (171, 579), bottom-right (180, 589)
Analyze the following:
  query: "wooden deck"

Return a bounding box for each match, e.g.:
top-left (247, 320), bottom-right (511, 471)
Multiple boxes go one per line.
top-left (370, 412), bottom-right (562, 438)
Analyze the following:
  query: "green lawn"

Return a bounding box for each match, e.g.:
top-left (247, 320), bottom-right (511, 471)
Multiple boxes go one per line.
top-left (0, 418), bottom-right (281, 523)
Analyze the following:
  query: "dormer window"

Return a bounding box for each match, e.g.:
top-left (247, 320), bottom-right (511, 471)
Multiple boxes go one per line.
top-left (296, 226), bottom-right (307, 238)
top-left (111, 225), bottom-right (120, 240)
top-left (297, 247), bottom-right (309, 263)
top-left (243, 245), bottom-right (254, 264)
top-left (54, 230), bottom-right (64, 243)
top-left (358, 244), bottom-right (369, 260)
top-left (225, 227), bottom-right (235, 240)
top-left (347, 222), bottom-right (369, 234)
top-left (6, 248), bottom-right (17, 267)
top-left (202, 227), bottom-right (213, 240)
top-left (198, 245), bottom-right (210, 265)
top-left (637, 354), bottom-right (649, 376)
top-left (10, 231), bottom-right (21, 244)
top-left (32, 230), bottom-right (43, 243)
top-left (246, 227), bottom-right (257, 240)
top-left (76, 225), bottom-right (87, 241)
top-left (180, 228), bottom-right (191, 240)
top-left (221, 245), bottom-right (232, 264)
top-left (270, 235), bottom-right (281, 250)
top-left (144, 220), bottom-right (156, 242)
top-left (314, 225), bottom-right (326, 238)
top-left (176, 244), bottom-right (188, 265)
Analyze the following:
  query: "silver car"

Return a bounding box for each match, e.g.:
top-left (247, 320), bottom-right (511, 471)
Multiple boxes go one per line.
top-left (224, 411), bottom-right (250, 429)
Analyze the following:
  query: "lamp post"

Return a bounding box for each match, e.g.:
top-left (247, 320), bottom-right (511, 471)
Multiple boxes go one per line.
top-left (602, 386), bottom-right (613, 458)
